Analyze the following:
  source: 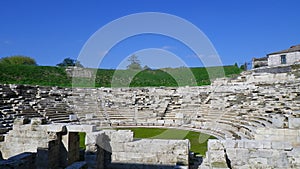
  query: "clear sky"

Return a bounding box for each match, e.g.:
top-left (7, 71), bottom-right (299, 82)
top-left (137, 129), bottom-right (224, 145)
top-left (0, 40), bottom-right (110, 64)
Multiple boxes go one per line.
top-left (1, 0), bottom-right (300, 69)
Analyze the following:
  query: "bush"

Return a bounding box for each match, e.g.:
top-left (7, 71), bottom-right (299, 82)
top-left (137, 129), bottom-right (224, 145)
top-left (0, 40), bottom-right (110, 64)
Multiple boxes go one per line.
top-left (0, 55), bottom-right (37, 65)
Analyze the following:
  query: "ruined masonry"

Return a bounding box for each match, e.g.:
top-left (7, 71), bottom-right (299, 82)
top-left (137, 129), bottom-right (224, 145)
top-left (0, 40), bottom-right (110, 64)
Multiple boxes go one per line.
top-left (0, 65), bottom-right (300, 168)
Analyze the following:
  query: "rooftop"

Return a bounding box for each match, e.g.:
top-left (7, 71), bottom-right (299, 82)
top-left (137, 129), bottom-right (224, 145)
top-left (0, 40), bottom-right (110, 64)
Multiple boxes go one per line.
top-left (267, 44), bottom-right (300, 56)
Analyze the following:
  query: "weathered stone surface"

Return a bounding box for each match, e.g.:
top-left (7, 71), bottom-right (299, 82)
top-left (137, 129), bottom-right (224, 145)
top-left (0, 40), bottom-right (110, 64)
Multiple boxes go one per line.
top-left (1, 68), bottom-right (300, 168)
top-left (66, 124), bottom-right (96, 132)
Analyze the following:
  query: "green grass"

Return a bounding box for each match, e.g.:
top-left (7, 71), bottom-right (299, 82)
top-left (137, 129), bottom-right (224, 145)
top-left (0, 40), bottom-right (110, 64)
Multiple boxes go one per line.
top-left (0, 64), bottom-right (242, 87)
top-left (117, 128), bottom-right (216, 156)
top-left (0, 64), bottom-right (72, 87)
top-left (79, 132), bottom-right (86, 149)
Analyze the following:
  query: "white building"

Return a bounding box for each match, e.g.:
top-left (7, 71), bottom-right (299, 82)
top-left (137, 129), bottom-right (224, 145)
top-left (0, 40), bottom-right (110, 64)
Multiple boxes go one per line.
top-left (267, 44), bottom-right (300, 66)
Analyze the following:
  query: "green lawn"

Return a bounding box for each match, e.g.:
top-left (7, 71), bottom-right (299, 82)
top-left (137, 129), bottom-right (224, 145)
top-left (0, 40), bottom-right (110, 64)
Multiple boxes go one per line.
top-left (79, 132), bottom-right (86, 149)
top-left (117, 128), bottom-right (216, 156)
top-left (0, 64), bottom-right (242, 87)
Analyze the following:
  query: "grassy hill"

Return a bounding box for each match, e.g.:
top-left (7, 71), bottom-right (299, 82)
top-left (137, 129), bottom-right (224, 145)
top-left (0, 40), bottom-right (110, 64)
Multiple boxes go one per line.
top-left (0, 64), bottom-right (242, 87)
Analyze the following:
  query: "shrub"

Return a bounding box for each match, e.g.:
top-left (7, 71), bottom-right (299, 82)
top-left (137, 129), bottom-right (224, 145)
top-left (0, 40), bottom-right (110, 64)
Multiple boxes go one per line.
top-left (0, 55), bottom-right (37, 65)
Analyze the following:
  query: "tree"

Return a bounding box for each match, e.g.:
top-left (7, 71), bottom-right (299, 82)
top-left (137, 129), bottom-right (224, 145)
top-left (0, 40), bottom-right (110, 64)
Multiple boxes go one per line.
top-left (0, 55), bottom-right (37, 65)
top-left (57, 57), bottom-right (83, 67)
top-left (143, 65), bottom-right (151, 70)
top-left (127, 55), bottom-right (142, 70)
top-left (240, 62), bottom-right (247, 70)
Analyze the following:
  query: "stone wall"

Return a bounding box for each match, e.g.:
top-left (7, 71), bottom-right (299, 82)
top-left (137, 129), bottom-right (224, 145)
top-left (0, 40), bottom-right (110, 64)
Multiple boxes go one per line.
top-left (0, 118), bottom-right (81, 168)
top-left (1, 68), bottom-right (300, 168)
top-left (268, 51), bottom-right (300, 66)
top-left (0, 84), bottom-right (75, 136)
top-left (254, 128), bottom-right (300, 147)
top-left (1, 68), bottom-right (300, 141)
top-left (253, 65), bottom-right (292, 73)
top-left (200, 138), bottom-right (300, 169)
top-left (0, 118), bottom-right (52, 159)
top-left (85, 129), bottom-right (190, 169)
top-left (252, 57), bottom-right (268, 68)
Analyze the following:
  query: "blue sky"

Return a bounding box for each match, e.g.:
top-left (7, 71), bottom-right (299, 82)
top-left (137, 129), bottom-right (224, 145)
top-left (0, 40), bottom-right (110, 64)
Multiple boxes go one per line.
top-left (1, 0), bottom-right (300, 69)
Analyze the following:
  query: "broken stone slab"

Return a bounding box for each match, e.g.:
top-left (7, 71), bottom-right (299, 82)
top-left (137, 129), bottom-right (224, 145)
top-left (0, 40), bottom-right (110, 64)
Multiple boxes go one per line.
top-left (208, 139), bottom-right (224, 150)
top-left (66, 125), bottom-right (97, 133)
top-left (288, 117), bottom-right (300, 129)
top-left (85, 131), bottom-right (103, 146)
top-left (46, 124), bottom-right (67, 133)
top-left (13, 117), bottom-right (30, 125)
top-left (30, 118), bottom-right (46, 125)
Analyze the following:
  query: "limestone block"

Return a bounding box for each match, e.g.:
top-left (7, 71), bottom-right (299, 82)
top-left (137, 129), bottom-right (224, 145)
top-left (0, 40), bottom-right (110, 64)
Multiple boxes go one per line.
top-left (110, 130), bottom-right (133, 143)
top-left (248, 157), bottom-right (268, 166)
top-left (283, 128), bottom-right (299, 136)
top-left (236, 140), bottom-right (244, 148)
top-left (67, 125), bottom-right (96, 133)
top-left (113, 152), bottom-right (146, 162)
top-left (47, 124), bottom-right (66, 132)
top-left (250, 149), bottom-right (274, 158)
top-left (157, 120), bottom-right (165, 124)
top-left (165, 120), bottom-right (174, 124)
top-left (261, 141), bottom-right (272, 149)
top-left (158, 153), bottom-right (177, 164)
top-left (244, 140), bottom-right (260, 149)
top-left (30, 118), bottom-right (46, 125)
top-left (208, 150), bottom-right (226, 164)
top-left (110, 142), bottom-right (125, 152)
top-left (30, 125), bottom-right (48, 132)
top-left (85, 132), bottom-right (102, 145)
top-left (288, 117), bottom-right (300, 129)
top-left (232, 148), bottom-right (250, 166)
top-left (69, 114), bottom-right (78, 121)
top-left (85, 113), bottom-right (94, 119)
top-left (13, 117), bottom-right (29, 125)
top-left (272, 116), bottom-right (285, 128)
top-left (269, 152), bottom-right (289, 168)
top-left (208, 140), bottom-right (224, 150)
top-left (225, 148), bottom-right (236, 158)
top-left (271, 141), bottom-right (293, 150)
top-left (223, 140), bottom-right (237, 148)
top-left (175, 113), bottom-right (184, 118)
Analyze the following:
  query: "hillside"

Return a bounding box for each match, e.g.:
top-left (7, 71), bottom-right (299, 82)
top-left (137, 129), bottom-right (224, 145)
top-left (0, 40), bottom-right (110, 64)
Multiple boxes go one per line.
top-left (0, 64), bottom-right (242, 87)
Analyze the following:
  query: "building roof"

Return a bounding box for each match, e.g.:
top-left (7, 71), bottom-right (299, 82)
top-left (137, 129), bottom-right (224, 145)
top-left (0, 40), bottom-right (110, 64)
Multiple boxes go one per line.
top-left (253, 57), bottom-right (268, 61)
top-left (267, 44), bottom-right (300, 56)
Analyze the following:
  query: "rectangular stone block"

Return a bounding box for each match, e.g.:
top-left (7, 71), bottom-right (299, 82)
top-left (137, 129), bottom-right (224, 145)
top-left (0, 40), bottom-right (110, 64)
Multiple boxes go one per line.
top-left (288, 117), bottom-right (300, 129)
top-left (261, 141), bottom-right (272, 149)
top-left (85, 132), bottom-right (102, 145)
top-left (67, 125), bottom-right (96, 132)
top-left (47, 124), bottom-right (65, 132)
top-left (249, 157), bottom-right (268, 165)
top-left (223, 140), bottom-right (237, 148)
top-left (250, 149), bottom-right (274, 158)
top-left (271, 141), bottom-right (293, 150)
top-left (244, 140), bottom-right (259, 149)
top-left (110, 130), bottom-right (133, 143)
top-left (208, 140), bottom-right (224, 150)
top-left (13, 117), bottom-right (29, 125)
top-left (110, 142), bottom-right (125, 152)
